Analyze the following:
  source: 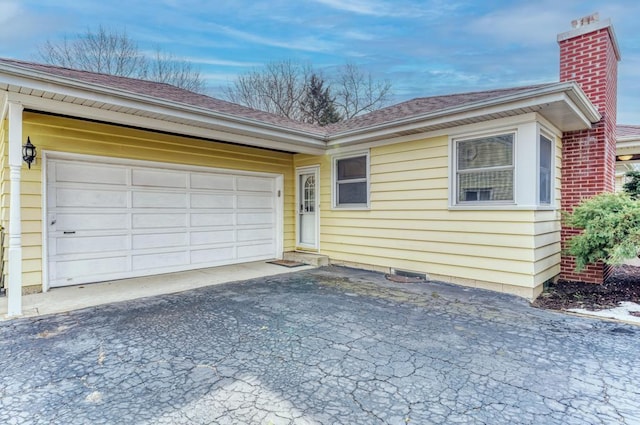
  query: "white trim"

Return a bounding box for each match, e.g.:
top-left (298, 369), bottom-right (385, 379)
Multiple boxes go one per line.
top-left (448, 119), bottom-right (561, 211)
top-left (7, 101), bottom-right (23, 317)
top-left (41, 150), bottom-right (285, 289)
top-left (275, 175), bottom-right (285, 260)
top-left (0, 63), bottom-right (327, 143)
top-left (537, 128), bottom-right (556, 207)
top-left (41, 152), bottom-right (50, 292)
top-left (43, 150), bottom-right (284, 178)
top-left (326, 83), bottom-right (599, 147)
top-left (331, 150), bottom-right (370, 210)
top-left (6, 92), bottom-right (326, 155)
top-left (295, 165), bottom-right (320, 251)
top-left (450, 130), bottom-right (517, 207)
top-left (2, 66), bottom-right (598, 154)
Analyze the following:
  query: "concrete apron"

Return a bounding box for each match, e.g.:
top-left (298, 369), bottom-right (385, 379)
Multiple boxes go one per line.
top-left (1, 261), bottom-right (315, 320)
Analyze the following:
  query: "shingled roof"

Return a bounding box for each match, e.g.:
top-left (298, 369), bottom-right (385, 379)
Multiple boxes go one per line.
top-left (618, 124), bottom-right (640, 139)
top-left (0, 58), bottom-right (322, 134)
top-left (0, 57), bottom-right (598, 139)
top-left (324, 84), bottom-right (559, 134)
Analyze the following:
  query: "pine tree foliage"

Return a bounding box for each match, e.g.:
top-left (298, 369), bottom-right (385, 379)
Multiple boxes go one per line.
top-left (565, 192), bottom-right (640, 271)
top-left (623, 170), bottom-right (640, 199)
top-left (300, 74), bottom-right (341, 126)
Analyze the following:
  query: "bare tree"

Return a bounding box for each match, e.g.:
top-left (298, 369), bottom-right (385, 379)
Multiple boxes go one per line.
top-left (224, 60), bottom-right (311, 121)
top-left (224, 60), bottom-right (392, 123)
top-left (146, 49), bottom-right (206, 93)
top-left (38, 26), bottom-right (205, 93)
top-left (334, 63), bottom-right (392, 119)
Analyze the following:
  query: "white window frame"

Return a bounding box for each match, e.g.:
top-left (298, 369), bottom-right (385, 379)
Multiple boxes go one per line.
top-left (332, 151), bottom-right (370, 209)
top-left (448, 118), bottom-right (559, 210)
top-left (538, 130), bottom-right (555, 206)
top-left (452, 131), bottom-right (516, 206)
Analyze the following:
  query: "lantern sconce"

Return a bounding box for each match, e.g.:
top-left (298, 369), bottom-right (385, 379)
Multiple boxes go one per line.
top-left (22, 137), bottom-right (37, 169)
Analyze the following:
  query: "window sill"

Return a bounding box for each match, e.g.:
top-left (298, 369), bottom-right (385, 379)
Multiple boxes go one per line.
top-left (448, 204), bottom-right (557, 211)
top-left (331, 205), bottom-right (371, 211)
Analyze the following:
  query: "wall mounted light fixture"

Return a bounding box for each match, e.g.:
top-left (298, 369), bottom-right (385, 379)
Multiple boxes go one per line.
top-left (617, 154), bottom-right (634, 161)
top-left (22, 137), bottom-right (37, 169)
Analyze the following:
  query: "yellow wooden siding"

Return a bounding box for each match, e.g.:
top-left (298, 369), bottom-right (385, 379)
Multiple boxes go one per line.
top-left (296, 133), bottom-right (563, 291)
top-left (15, 112), bottom-right (295, 288)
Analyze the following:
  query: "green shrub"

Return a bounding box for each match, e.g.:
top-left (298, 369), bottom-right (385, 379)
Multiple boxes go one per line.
top-left (565, 192), bottom-right (640, 271)
top-left (623, 170), bottom-right (640, 199)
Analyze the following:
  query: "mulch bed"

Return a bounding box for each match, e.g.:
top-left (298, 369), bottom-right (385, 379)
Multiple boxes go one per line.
top-left (532, 264), bottom-right (640, 311)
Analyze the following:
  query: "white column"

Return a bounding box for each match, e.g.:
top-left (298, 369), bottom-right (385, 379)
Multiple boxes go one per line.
top-left (7, 101), bottom-right (23, 317)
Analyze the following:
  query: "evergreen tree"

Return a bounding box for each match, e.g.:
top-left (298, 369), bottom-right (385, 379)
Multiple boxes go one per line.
top-left (301, 74), bottom-right (342, 126)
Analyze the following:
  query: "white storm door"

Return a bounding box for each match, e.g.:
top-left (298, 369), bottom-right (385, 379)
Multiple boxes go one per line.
top-left (297, 167), bottom-right (319, 249)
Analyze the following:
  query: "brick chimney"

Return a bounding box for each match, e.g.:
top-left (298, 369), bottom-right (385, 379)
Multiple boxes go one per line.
top-left (558, 13), bottom-right (621, 283)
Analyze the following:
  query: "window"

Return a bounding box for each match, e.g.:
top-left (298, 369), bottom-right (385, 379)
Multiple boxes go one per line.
top-left (539, 134), bottom-right (553, 204)
top-left (455, 133), bottom-right (514, 204)
top-left (334, 153), bottom-right (369, 207)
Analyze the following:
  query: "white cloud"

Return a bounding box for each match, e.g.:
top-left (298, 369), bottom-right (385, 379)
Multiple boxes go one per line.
top-left (208, 24), bottom-right (337, 53)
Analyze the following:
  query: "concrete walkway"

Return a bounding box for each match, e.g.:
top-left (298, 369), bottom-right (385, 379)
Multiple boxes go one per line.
top-left (1, 261), bottom-right (314, 319)
top-left (1, 266), bottom-right (638, 424)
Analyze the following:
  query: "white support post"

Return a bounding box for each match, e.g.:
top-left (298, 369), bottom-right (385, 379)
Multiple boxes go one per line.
top-left (7, 101), bottom-right (23, 317)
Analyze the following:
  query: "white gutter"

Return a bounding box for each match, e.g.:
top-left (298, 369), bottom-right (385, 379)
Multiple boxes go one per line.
top-left (326, 82), bottom-right (600, 143)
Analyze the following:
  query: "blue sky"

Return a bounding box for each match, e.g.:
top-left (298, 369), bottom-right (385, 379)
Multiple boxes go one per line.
top-left (1, 0), bottom-right (638, 123)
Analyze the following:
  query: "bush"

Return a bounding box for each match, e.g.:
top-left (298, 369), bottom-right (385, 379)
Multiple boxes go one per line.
top-left (565, 192), bottom-right (640, 271)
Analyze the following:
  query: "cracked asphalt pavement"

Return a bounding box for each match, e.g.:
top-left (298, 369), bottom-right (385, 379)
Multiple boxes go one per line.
top-left (1, 266), bottom-right (639, 424)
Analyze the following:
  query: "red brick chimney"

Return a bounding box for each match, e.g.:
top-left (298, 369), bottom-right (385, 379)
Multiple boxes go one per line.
top-left (558, 13), bottom-right (621, 283)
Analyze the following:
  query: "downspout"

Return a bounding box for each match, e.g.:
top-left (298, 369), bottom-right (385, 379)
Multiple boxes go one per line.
top-left (6, 101), bottom-right (23, 316)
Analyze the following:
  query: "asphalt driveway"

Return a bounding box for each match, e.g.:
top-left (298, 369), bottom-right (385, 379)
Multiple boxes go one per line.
top-left (1, 266), bottom-right (639, 424)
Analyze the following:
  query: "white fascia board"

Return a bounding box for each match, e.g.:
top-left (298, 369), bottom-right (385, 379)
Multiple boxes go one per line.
top-left (0, 65), bottom-right (326, 149)
top-left (328, 86), bottom-right (597, 148)
top-left (617, 140), bottom-right (640, 151)
top-left (326, 82), bottom-right (600, 147)
top-left (8, 92), bottom-right (326, 155)
top-left (0, 91), bottom-right (7, 123)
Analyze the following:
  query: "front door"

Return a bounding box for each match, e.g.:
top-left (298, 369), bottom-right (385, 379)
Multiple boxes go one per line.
top-left (297, 167), bottom-right (319, 249)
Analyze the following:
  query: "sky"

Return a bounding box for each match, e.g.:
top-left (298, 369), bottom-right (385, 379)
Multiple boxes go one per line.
top-left (0, 0), bottom-right (638, 124)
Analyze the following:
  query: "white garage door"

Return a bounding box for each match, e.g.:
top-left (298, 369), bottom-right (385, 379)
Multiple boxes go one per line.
top-left (46, 156), bottom-right (281, 288)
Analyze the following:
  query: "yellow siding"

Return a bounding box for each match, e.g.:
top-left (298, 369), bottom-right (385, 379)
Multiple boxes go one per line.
top-left (295, 133), bottom-right (562, 295)
top-left (14, 112), bottom-right (295, 289)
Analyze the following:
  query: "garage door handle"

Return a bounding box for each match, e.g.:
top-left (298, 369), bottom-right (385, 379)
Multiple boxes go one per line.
top-left (63, 231), bottom-right (76, 234)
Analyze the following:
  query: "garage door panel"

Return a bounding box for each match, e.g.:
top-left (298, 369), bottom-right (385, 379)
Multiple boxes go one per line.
top-left (132, 232), bottom-right (188, 249)
top-left (56, 235), bottom-right (128, 255)
top-left (133, 191), bottom-right (187, 208)
top-left (54, 162), bottom-right (127, 185)
top-left (56, 213), bottom-right (129, 231)
top-left (191, 213), bottom-right (234, 227)
top-left (55, 256), bottom-right (129, 280)
top-left (191, 246), bottom-right (235, 264)
top-left (191, 173), bottom-right (234, 190)
top-left (55, 188), bottom-right (127, 208)
top-left (191, 193), bottom-right (234, 209)
top-left (237, 176), bottom-right (274, 192)
top-left (132, 213), bottom-right (187, 229)
top-left (133, 251), bottom-right (189, 270)
top-left (132, 169), bottom-right (187, 188)
top-left (238, 212), bottom-right (273, 225)
top-left (48, 158), bottom-right (279, 287)
top-left (237, 227), bottom-right (272, 242)
top-left (237, 195), bottom-right (273, 209)
top-left (238, 243), bottom-right (275, 259)
top-left (191, 230), bottom-right (236, 245)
